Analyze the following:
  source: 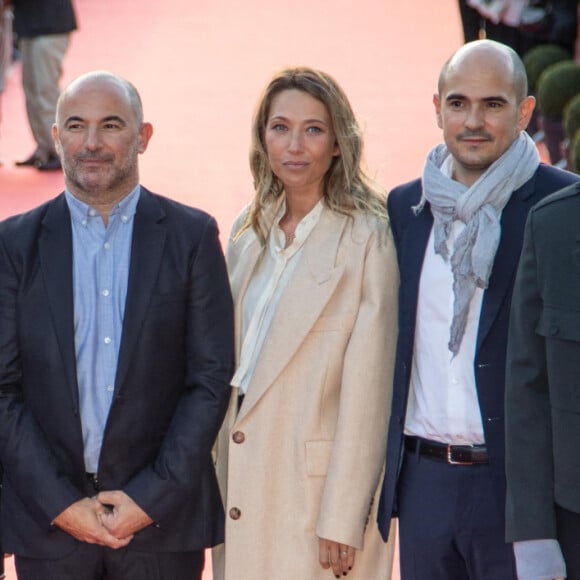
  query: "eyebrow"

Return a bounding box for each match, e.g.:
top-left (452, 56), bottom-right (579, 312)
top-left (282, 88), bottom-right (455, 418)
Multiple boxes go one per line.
top-left (445, 93), bottom-right (509, 104)
top-left (269, 114), bottom-right (329, 126)
top-left (64, 115), bottom-right (128, 125)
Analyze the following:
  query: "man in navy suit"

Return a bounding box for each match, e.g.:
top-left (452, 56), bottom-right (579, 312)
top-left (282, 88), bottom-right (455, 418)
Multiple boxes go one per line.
top-left (377, 40), bottom-right (579, 580)
top-left (0, 71), bottom-right (234, 579)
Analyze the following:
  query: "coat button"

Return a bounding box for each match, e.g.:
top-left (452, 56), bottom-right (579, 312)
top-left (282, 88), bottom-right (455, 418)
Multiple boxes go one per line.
top-left (232, 431), bottom-right (245, 444)
top-left (549, 325), bottom-right (559, 336)
top-left (229, 507), bottom-right (241, 520)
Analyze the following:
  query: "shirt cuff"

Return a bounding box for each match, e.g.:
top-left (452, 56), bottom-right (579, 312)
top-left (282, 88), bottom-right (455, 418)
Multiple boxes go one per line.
top-left (514, 539), bottom-right (566, 580)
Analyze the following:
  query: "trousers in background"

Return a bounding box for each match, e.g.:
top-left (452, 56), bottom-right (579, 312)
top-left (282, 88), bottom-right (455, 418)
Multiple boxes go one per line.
top-left (20, 33), bottom-right (69, 161)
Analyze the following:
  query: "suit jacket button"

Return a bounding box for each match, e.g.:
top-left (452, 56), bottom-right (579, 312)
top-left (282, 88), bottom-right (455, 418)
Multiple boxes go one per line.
top-left (549, 325), bottom-right (559, 336)
top-left (232, 431), bottom-right (245, 444)
top-left (229, 507), bottom-right (241, 520)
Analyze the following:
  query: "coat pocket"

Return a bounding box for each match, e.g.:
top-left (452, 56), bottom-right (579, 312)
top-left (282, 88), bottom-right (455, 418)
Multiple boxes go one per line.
top-left (537, 306), bottom-right (580, 342)
top-left (305, 440), bottom-right (333, 476)
top-left (536, 307), bottom-right (580, 410)
top-left (310, 314), bottom-right (356, 333)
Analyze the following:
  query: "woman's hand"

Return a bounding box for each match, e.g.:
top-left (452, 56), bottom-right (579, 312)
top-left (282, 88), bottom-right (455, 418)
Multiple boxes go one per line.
top-left (319, 537), bottom-right (356, 577)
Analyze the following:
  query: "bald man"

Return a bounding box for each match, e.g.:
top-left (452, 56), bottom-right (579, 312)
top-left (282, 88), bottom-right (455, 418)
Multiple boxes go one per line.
top-left (377, 40), bottom-right (579, 580)
top-left (0, 71), bottom-right (234, 580)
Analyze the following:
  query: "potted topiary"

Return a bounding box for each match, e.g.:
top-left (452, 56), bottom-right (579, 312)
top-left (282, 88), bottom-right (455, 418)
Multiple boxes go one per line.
top-left (536, 61), bottom-right (580, 164)
top-left (571, 128), bottom-right (580, 174)
top-left (562, 95), bottom-right (580, 171)
top-left (522, 44), bottom-right (571, 135)
top-left (523, 44), bottom-right (571, 92)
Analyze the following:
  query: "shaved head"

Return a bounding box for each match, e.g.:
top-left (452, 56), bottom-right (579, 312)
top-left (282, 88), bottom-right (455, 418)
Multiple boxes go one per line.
top-left (438, 40), bottom-right (528, 103)
top-left (57, 71), bottom-right (144, 125)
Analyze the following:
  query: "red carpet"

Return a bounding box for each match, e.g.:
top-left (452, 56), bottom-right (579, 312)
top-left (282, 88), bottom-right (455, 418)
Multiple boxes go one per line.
top-left (1, 1), bottom-right (464, 578)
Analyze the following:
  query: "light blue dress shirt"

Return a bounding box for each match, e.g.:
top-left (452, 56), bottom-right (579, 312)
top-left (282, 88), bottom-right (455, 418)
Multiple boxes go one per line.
top-left (65, 186), bottom-right (140, 473)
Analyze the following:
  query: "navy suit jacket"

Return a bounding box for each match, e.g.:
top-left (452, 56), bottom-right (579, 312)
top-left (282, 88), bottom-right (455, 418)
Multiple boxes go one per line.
top-left (0, 188), bottom-right (235, 558)
top-left (377, 164), bottom-right (580, 540)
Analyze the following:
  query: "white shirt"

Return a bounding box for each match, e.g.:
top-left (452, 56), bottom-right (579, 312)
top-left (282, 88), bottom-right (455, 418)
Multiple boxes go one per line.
top-left (404, 158), bottom-right (486, 445)
top-left (231, 199), bottom-right (323, 394)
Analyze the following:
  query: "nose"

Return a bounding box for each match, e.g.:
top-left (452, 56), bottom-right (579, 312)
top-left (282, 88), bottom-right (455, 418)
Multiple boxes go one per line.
top-left (84, 126), bottom-right (102, 150)
top-left (464, 105), bottom-right (484, 130)
top-left (287, 129), bottom-right (303, 153)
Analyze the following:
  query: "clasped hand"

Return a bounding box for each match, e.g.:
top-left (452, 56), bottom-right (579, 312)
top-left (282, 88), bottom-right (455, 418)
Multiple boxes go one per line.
top-left (53, 491), bottom-right (153, 550)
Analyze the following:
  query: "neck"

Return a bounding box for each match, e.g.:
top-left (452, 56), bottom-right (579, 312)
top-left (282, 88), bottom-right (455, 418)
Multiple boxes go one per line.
top-left (451, 162), bottom-right (484, 188)
top-left (69, 187), bottom-right (135, 226)
top-left (284, 190), bottom-right (323, 222)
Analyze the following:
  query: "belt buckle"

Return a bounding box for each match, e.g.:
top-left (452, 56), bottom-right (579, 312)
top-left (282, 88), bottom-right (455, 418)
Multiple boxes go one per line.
top-left (447, 444), bottom-right (473, 465)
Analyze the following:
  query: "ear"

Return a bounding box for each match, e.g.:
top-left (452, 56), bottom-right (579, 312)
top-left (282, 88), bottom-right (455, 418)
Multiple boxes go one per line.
top-left (333, 141), bottom-right (340, 157)
top-left (51, 124), bottom-right (62, 156)
top-left (517, 96), bottom-right (536, 132)
top-left (138, 122), bottom-right (154, 154)
top-left (433, 93), bottom-right (443, 129)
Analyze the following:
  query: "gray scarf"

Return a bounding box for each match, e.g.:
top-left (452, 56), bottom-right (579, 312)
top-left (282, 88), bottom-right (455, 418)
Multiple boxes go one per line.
top-left (415, 131), bottom-right (540, 355)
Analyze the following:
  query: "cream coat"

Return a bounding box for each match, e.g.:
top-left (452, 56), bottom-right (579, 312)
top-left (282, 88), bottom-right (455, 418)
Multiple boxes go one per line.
top-left (213, 203), bottom-right (398, 580)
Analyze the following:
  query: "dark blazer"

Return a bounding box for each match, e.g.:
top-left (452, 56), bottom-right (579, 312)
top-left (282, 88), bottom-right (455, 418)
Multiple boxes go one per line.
top-left (377, 164), bottom-right (580, 541)
top-left (12, 0), bottom-right (77, 38)
top-left (506, 181), bottom-right (580, 542)
top-left (0, 188), bottom-right (235, 558)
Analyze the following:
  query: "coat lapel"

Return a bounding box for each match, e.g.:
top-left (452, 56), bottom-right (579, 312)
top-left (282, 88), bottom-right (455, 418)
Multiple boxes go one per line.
top-left (236, 207), bottom-right (347, 422)
top-left (227, 231), bottom-right (265, 362)
top-left (115, 189), bottom-right (167, 391)
top-left (38, 195), bottom-right (79, 407)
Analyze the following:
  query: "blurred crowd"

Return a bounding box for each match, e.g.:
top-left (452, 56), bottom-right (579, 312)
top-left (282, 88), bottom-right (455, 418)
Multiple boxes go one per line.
top-left (0, 0), bottom-right (76, 170)
top-left (458, 0), bottom-right (580, 172)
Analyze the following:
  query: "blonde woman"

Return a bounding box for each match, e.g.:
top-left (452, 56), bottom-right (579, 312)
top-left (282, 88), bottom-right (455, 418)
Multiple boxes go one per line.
top-left (214, 67), bottom-right (398, 580)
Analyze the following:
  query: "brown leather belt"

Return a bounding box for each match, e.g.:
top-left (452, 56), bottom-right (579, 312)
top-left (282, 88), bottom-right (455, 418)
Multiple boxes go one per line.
top-left (404, 436), bottom-right (489, 465)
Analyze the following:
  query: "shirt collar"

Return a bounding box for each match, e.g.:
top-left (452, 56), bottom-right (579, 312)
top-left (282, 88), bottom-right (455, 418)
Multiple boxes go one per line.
top-left (65, 185), bottom-right (141, 225)
top-left (270, 197), bottom-right (324, 252)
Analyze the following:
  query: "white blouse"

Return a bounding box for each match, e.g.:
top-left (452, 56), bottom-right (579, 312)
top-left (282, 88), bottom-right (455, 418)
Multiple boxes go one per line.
top-left (231, 199), bottom-right (323, 394)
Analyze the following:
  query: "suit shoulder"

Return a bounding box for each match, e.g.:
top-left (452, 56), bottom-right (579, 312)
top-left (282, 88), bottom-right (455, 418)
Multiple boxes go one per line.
top-left (0, 196), bottom-right (61, 240)
top-left (533, 164), bottom-right (580, 193)
top-left (386, 177), bottom-right (422, 228)
top-left (531, 181), bottom-right (580, 215)
top-left (229, 204), bottom-right (251, 239)
top-left (387, 178), bottom-right (421, 202)
top-left (387, 177), bottom-right (421, 208)
top-left (142, 190), bottom-right (216, 227)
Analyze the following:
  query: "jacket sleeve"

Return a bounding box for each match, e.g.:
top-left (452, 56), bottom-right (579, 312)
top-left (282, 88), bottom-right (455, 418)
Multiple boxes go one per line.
top-left (316, 221), bottom-right (399, 549)
top-left (0, 230), bottom-right (83, 525)
top-left (505, 211), bottom-right (556, 541)
top-left (124, 216), bottom-right (235, 525)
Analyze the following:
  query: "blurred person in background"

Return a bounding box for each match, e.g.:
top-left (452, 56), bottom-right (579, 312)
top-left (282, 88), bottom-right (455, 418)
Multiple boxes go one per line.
top-left (457, 0), bottom-right (578, 58)
top-left (0, 0), bottom-right (12, 167)
top-left (11, 0), bottom-right (76, 171)
top-left (0, 3), bottom-right (10, 575)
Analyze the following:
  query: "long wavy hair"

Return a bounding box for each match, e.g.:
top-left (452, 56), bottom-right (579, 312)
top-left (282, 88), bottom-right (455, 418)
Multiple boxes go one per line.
top-left (236, 67), bottom-right (387, 243)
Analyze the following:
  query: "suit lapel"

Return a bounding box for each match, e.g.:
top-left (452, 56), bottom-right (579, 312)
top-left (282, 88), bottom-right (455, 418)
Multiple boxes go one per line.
top-left (38, 195), bottom-right (79, 406)
top-left (236, 207), bottom-right (347, 422)
top-left (477, 179), bottom-right (536, 350)
top-left (115, 189), bottom-right (167, 391)
top-left (399, 204), bottom-right (433, 359)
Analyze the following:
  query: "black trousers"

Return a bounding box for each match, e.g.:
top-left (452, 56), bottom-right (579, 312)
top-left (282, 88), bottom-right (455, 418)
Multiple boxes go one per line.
top-left (556, 503), bottom-right (580, 580)
top-left (397, 447), bottom-right (516, 580)
top-left (15, 544), bottom-right (205, 580)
